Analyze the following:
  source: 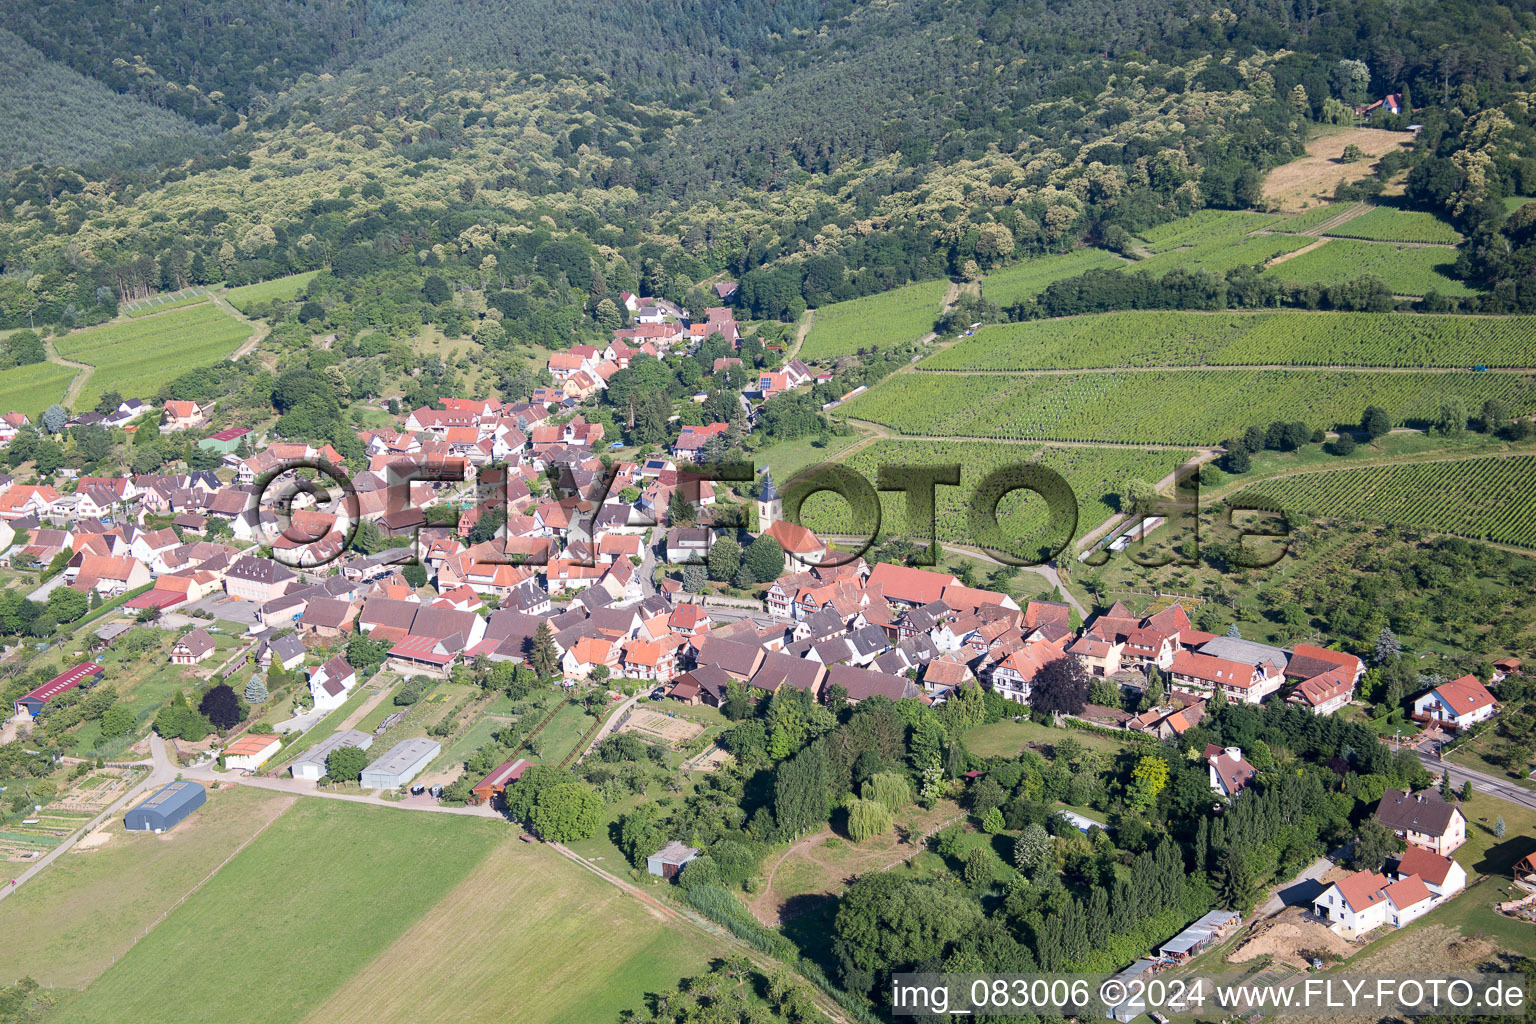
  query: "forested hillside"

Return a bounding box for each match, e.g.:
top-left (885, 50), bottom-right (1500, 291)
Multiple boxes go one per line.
top-left (0, 29), bottom-right (199, 170)
top-left (4, 0), bottom-right (1536, 332)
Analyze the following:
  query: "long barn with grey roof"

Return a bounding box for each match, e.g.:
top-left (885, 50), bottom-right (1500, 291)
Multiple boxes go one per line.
top-left (360, 737), bottom-right (441, 789)
top-left (290, 729), bottom-right (375, 780)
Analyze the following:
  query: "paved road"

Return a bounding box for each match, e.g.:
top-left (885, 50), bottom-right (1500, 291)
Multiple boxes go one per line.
top-left (1417, 751), bottom-right (1536, 813)
top-left (0, 735), bottom-right (176, 902)
top-left (178, 763), bottom-right (501, 816)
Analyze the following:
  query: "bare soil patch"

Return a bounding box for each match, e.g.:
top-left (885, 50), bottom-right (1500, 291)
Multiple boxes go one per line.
top-left (618, 707), bottom-right (705, 747)
top-left (1228, 905), bottom-right (1360, 968)
top-left (1263, 128), bottom-right (1414, 211)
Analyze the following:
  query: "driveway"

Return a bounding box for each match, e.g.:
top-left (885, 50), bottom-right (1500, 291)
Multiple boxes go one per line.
top-left (575, 692), bottom-right (644, 764)
top-left (1254, 851), bottom-right (1338, 918)
top-left (25, 574), bottom-right (68, 603)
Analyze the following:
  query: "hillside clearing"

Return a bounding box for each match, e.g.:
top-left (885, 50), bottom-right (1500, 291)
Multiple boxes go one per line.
top-left (1262, 128), bottom-right (1415, 211)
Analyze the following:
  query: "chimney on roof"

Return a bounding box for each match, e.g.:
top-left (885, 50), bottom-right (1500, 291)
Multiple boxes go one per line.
top-left (1225, 746), bottom-right (1242, 760)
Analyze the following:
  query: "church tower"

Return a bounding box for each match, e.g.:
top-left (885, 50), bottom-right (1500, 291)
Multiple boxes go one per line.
top-left (757, 468), bottom-right (781, 531)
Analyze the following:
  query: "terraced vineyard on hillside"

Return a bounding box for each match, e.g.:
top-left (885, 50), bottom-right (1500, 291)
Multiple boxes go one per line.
top-left (800, 278), bottom-right (947, 361)
top-left (1238, 455), bottom-right (1536, 548)
top-left (923, 311), bottom-right (1536, 371)
top-left (797, 439), bottom-right (1195, 556)
top-left (1263, 239), bottom-right (1473, 296)
top-left (55, 303), bottom-right (254, 408)
top-left (0, 360), bottom-right (80, 418)
top-left (840, 369), bottom-right (1536, 445)
top-left (982, 249), bottom-right (1127, 307)
top-left (1320, 206), bottom-right (1460, 244)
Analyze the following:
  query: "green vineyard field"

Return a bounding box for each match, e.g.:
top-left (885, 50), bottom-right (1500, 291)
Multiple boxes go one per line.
top-left (923, 310), bottom-right (1536, 371)
top-left (225, 270), bottom-right (323, 311)
top-left (1264, 238), bottom-right (1473, 296)
top-left (1132, 232), bottom-right (1314, 278)
top-left (1138, 210), bottom-right (1281, 252)
top-left (55, 303), bottom-right (253, 408)
top-left (1270, 204), bottom-right (1345, 233)
top-left (1322, 207), bottom-right (1461, 244)
top-left (795, 439), bottom-right (1194, 557)
top-left (1239, 455), bottom-right (1536, 548)
top-left (840, 369), bottom-right (1536, 446)
top-left (982, 249), bottom-right (1127, 307)
top-left (0, 361), bottom-right (80, 419)
top-left (801, 278), bottom-right (947, 361)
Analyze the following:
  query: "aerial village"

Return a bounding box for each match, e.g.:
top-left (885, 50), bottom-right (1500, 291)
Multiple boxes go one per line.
top-left (1, 286), bottom-right (1529, 986)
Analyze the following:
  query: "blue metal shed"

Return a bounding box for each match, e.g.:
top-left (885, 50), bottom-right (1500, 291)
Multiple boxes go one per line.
top-left (124, 780), bottom-right (206, 833)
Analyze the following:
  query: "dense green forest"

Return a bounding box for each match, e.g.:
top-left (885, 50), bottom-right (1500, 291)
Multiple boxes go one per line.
top-left (4, 0), bottom-right (1536, 345)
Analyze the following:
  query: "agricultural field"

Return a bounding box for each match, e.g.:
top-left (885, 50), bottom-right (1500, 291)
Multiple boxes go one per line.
top-left (54, 303), bottom-right (254, 409)
top-left (52, 800), bottom-right (504, 1024)
top-left (1322, 206), bottom-right (1461, 244)
top-left (298, 831), bottom-right (709, 1024)
top-left (981, 249), bottom-right (1126, 307)
top-left (122, 289), bottom-right (210, 317)
top-left (0, 359), bottom-right (79, 417)
top-left (1132, 231), bottom-right (1314, 278)
top-left (1268, 204), bottom-right (1348, 233)
top-left (0, 787), bottom-right (296, 990)
top-left (225, 270), bottom-right (323, 312)
top-left (840, 369), bottom-right (1536, 446)
top-left (1235, 454), bottom-right (1536, 548)
top-left (924, 310), bottom-right (1536, 371)
top-left (1137, 210), bottom-right (1282, 251)
top-left (798, 438), bottom-right (1194, 555)
top-left (1264, 238), bottom-right (1475, 296)
top-left (800, 277), bottom-right (947, 361)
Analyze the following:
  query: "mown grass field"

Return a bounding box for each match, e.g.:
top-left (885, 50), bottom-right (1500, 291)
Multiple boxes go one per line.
top-left (923, 310), bottom-right (1536, 370)
top-left (798, 438), bottom-right (1193, 555)
top-left (801, 278), bottom-right (947, 360)
top-left (55, 303), bottom-right (253, 408)
top-left (52, 800), bottom-right (503, 1024)
top-left (1237, 454), bottom-right (1536, 548)
top-left (1264, 238), bottom-right (1474, 296)
top-left (842, 368), bottom-right (1536, 445)
top-left (298, 836), bottom-right (709, 1024)
top-left (0, 787), bottom-right (295, 990)
top-left (225, 270), bottom-right (322, 311)
top-left (981, 249), bottom-right (1126, 307)
top-left (0, 359), bottom-right (79, 417)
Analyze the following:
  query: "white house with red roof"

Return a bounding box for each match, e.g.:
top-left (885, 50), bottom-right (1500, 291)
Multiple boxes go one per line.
top-left (1170, 650), bottom-right (1278, 704)
top-left (1389, 847), bottom-right (1466, 898)
top-left (1206, 744), bottom-right (1257, 798)
top-left (1412, 674), bottom-right (1497, 729)
top-left (1313, 869), bottom-right (1436, 935)
top-left (670, 422), bottom-right (729, 462)
top-left (865, 563), bottom-right (955, 609)
top-left (308, 655), bottom-right (358, 713)
top-left (1286, 666), bottom-right (1355, 715)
